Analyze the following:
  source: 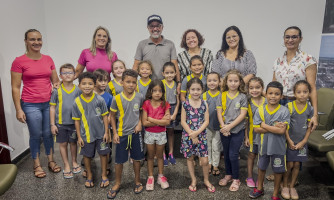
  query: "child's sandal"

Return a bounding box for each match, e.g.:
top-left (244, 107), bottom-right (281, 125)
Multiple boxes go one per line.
top-left (229, 179), bottom-right (241, 192)
top-left (219, 175), bottom-right (232, 186)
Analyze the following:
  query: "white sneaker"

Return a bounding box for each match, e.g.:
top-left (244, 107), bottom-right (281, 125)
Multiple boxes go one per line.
top-left (157, 175), bottom-right (169, 189)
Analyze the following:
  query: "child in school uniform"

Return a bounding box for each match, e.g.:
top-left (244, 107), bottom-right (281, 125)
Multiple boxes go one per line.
top-left (50, 63), bottom-right (81, 179)
top-left (137, 60), bottom-right (153, 95)
top-left (202, 72), bottom-right (221, 176)
top-left (281, 80), bottom-right (313, 200)
top-left (107, 69), bottom-right (145, 199)
top-left (161, 62), bottom-right (180, 166)
top-left (180, 55), bottom-right (207, 102)
top-left (72, 72), bottom-right (110, 188)
top-left (249, 81), bottom-right (290, 200)
top-left (106, 60), bottom-right (126, 96)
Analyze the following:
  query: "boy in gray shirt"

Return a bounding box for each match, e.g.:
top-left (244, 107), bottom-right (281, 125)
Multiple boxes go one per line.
top-left (249, 81), bottom-right (290, 200)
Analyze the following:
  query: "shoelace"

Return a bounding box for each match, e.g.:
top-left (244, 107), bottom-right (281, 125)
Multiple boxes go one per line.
top-left (147, 178), bottom-right (153, 184)
top-left (160, 176), bottom-right (167, 182)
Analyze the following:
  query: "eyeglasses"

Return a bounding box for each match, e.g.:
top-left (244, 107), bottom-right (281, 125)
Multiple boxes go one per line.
top-left (60, 72), bottom-right (75, 75)
top-left (148, 24), bottom-right (162, 29)
top-left (284, 35), bottom-right (299, 40)
top-left (226, 35), bottom-right (238, 41)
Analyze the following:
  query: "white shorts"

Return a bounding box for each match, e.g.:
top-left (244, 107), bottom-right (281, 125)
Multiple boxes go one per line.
top-left (144, 131), bottom-right (167, 145)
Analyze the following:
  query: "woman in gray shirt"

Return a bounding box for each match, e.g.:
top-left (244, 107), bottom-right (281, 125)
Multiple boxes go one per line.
top-left (212, 26), bottom-right (257, 84)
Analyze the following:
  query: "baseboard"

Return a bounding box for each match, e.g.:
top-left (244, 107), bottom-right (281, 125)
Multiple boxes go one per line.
top-left (12, 148), bottom-right (30, 164)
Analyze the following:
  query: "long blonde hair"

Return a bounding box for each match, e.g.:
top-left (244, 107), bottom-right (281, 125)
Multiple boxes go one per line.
top-left (221, 69), bottom-right (246, 93)
top-left (90, 26), bottom-right (114, 60)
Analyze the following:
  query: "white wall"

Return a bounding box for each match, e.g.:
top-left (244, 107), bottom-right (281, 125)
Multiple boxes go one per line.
top-left (0, 0), bottom-right (48, 159)
top-left (0, 0), bottom-right (326, 160)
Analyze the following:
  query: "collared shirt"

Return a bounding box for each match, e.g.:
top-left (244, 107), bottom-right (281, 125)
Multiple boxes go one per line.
top-left (177, 48), bottom-right (213, 81)
top-left (202, 90), bottom-right (221, 130)
top-left (247, 97), bottom-right (266, 147)
top-left (273, 50), bottom-right (317, 97)
top-left (181, 74), bottom-right (207, 94)
top-left (137, 79), bottom-right (151, 97)
top-left (134, 36), bottom-right (177, 80)
top-left (106, 79), bottom-right (123, 96)
top-left (50, 84), bottom-right (81, 125)
top-left (162, 79), bottom-right (177, 104)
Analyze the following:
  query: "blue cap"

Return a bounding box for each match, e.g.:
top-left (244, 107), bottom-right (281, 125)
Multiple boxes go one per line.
top-left (147, 14), bottom-right (163, 25)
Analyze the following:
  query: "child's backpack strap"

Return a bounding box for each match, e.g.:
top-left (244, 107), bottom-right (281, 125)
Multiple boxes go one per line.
top-left (287, 102), bottom-right (293, 115)
top-left (75, 97), bottom-right (91, 143)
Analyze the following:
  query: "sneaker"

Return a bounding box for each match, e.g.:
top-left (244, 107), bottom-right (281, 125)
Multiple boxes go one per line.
top-left (157, 175), bottom-right (169, 189)
top-left (281, 187), bottom-right (290, 199)
top-left (249, 188), bottom-right (264, 199)
top-left (168, 154), bottom-right (176, 165)
top-left (163, 155), bottom-right (168, 166)
top-left (271, 196), bottom-right (281, 200)
top-left (246, 178), bottom-right (256, 188)
top-left (146, 176), bottom-right (154, 191)
top-left (290, 187), bottom-right (299, 200)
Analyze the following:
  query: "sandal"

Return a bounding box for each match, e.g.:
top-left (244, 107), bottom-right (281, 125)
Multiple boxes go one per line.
top-left (72, 166), bottom-right (82, 174)
top-left (85, 179), bottom-right (94, 188)
top-left (134, 183), bottom-right (144, 194)
top-left (33, 165), bottom-right (46, 178)
top-left (266, 174), bottom-right (275, 181)
top-left (100, 178), bottom-right (110, 188)
top-left (205, 184), bottom-right (216, 193)
top-left (219, 175), bottom-right (232, 186)
top-left (229, 179), bottom-right (241, 192)
top-left (48, 161), bottom-right (61, 173)
top-left (63, 170), bottom-right (73, 179)
top-left (212, 168), bottom-right (221, 176)
top-left (188, 185), bottom-right (197, 192)
top-left (82, 169), bottom-right (87, 178)
top-left (107, 187), bottom-right (120, 199)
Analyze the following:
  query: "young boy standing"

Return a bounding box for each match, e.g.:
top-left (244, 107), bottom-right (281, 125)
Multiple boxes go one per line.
top-left (249, 81), bottom-right (290, 200)
top-left (107, 69), bottom-right (144, 199)
top-left (72, 72), bottom-right (110, 188)
top-left (50, 63), bottom-right (81, 179)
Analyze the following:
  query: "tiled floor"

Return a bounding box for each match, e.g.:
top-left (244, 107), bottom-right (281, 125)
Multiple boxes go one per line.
top-left (2, 132), bottom-right (334, 200)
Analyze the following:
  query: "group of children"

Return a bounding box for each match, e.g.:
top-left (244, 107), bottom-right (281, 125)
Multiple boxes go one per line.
top-left (50, 55), bottom-right (313, 200)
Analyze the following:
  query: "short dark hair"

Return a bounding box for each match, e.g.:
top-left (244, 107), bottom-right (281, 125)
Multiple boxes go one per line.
top-left (25, 29), bottom-right (40, 40)
top-left (180, 29), bottom-right (205, 50)
top-left (293, 80), bottom-right (311, 93)
top-left (59, 63), bottom-right (75, 74)
top-left (186, 77), bottom-right (203, 91)
top-left (266, 81), bottom-right (283, 94)
top-left (162, 61), bottom-right (176, 73)
top-left (122, 69), bottom-right (138, 81)
top-left (78, 72), bottom-right (96, 84)
top-left (190, 55), bottom-right (204, 66)
top-left (145, 80), bottom-right (166, 107)
top-left (218, 25), bottom-right (246, 61)
top-left (93, 69), bottom-right (109, 81)
top-left (284, 26), bottom-right (302, 37)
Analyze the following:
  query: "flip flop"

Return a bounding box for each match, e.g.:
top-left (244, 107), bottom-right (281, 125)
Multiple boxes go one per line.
top-left (188, 185), bottom-right (197, 192)
top-left (72, 166), bottom-right (82, 174)
top-left (205, 184), bottom-right (216, 193)
top-left (107, 188), bottom-right (120, 199)
top-left (63, 170), bottom-right (73, 179)
top-left (85, 179), bottom-right (94, 188)
top-left (134, 183), bottom-right (144, 194)
top-left (212, 169), bottom-right (220, 176)
top-left (100, 178), bottom-right (110, 188)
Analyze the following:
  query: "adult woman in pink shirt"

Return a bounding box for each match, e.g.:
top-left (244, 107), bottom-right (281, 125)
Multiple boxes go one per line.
top-left (11, 29), bottom-right (61, 178)
top-left (75, 26), bottom-right (118, 80)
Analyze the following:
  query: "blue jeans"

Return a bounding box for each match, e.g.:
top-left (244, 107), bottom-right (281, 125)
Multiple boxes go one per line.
top-left (21, 101), bottom-right (54, 159)
top-left (221, 129), bottom-right (245, 179)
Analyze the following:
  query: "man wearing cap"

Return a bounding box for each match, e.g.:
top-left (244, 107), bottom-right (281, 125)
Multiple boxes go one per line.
top-left (133, 14), bottom-right (181, 92)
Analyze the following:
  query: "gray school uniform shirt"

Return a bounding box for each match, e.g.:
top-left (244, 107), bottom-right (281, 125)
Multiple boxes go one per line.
top-left (247, 97), bottom-right (267, 146)
top-left (216, 91), bottom-right (248, 133)
top-left (286, 101), bottom-right (313, 143)
top-left (110, 92), bottom-right (144, 136)
top-left (202, 91), bottom-right (221, 131)
top-left (137, 79), bottom-right (151, 97)
top-left (253, 104), bottom-right (290, 156)
top-left (50, 84), bottom-right (81, 125)
top-left (162, 79), bottom-right (177, 104)
top-left (72, 93), bottom-right (109, 143)
top-left (106, 79), bottom-right (123, 96)
top-left (181, 74), bottom-right (207, 97)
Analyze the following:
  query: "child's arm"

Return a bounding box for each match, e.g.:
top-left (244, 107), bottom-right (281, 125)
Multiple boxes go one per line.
top-left (102, 115), bottom-right (109, 143)
top-left (180, 92), bottom-right (186, 102)
top-left (216, 107), bottom-right (225, 133)
top-left (181, 106), bottom-right (194, 135)
top-left (244, 122), bottom-right (250, 147)
top-left (134, 111), bottom-right (142, 134)
top-left (110, 111), bottom-right (119, 144)
top-left (260, 122), bottom-right (287, 135)
top-left (49, 105), bottom-right (58, 135)
top-left (192, 102), bottom-right (209, 136)
top-left (171, 95), bottom-right (180, 121)
top-left (148, 109), bottom-right (171, 126)
top-left (75, 120), bottom-right (84, 147)
top-left (295, 127), bottom-right (312, 150)
top-left (285, 129), bottom-right (295, 150)
top-left (221, 109), bottom-right (247, 133)
top-left (142, 109), bottom-right (157, 127)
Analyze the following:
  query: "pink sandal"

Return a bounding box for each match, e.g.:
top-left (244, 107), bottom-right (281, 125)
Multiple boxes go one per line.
top-left (219, 175), bottom-right (232, 186)
top-left (229, 179), bottom-right (241, 192)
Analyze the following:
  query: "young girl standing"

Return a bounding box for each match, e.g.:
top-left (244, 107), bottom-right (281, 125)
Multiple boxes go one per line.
top-left (281, 80), bottom-right (313, 200)
top-left (162, 62), bottom-right (180, 166)
top-left (180, 78), bottom-right (215, 193)
top-left (244, 77), bottom-right (266, 188)
top-left (137, 60), bottom-right (153, 96)
top-left (202, 72), bottom-right (221, 176)
top-left (217, 69), bottom-right (247, 192)
top-left (106, 60), bottom-right (126, 96)
top-left (142, 80), bottom-right (171, 190)
top-left (180, 55), bottom-right (206, 102)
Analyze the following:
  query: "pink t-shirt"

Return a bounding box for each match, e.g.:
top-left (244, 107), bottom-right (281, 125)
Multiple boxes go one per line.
top-left (78, 48), bottom-right (118, 75)
top-left (142, 100), bottom-right (171, 133)
top-left (11, 54), bottom-right (55, 103)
